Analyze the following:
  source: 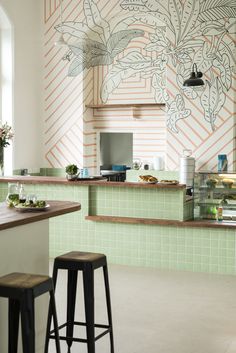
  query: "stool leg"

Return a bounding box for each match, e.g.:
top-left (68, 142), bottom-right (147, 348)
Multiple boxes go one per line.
top-left (49, 289), bottom-right (61, 353)
top-left (83, 266), bottom-right (95, 353)
top-left (103, 265), bottom-right (114, 353)
top-left (21, 291), bottom-right (35, 353)
top-left (66, 269), bottom-right (78, 353)
top-left (8, 299), bottom-right (20, 353)
top-left (44, 266), bottom-right (58, 353)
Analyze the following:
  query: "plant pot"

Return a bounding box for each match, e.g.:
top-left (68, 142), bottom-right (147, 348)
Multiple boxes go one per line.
top-left (66, 173), bottom-right (78, 181)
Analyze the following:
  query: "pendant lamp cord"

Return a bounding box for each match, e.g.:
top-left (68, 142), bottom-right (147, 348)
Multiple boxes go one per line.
top-left (59, 0), bottom-right (63, 32)
top-left (192, 63), bottom-right (197, 74)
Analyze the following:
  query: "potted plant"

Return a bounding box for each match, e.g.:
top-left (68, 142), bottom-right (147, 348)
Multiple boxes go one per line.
top-left (65, 164), bottom-right (79, 181)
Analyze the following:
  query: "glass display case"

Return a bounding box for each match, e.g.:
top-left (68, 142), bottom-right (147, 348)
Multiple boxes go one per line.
top-left (194, 172), bottom-right (236, 221)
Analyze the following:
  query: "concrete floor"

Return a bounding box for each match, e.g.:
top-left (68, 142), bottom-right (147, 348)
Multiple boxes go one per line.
top-left (48, 262), bottom-right (236, 353)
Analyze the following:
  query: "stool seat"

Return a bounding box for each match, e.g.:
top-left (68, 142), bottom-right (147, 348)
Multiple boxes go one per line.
top-left (0, 272), bottom-right (61, 353)
top-left (0, 272), bottom-right (51, 289)
top-left (45, 251), bottom-right (114, 353)
top-left (54, 251), bottom-right (107, 270)
top-left (56, 251), bottom-right (105, 262)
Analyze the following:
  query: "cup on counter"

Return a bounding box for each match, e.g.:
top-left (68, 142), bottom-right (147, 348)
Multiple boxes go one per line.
top-left (153, 156), bottom-right (164, 170)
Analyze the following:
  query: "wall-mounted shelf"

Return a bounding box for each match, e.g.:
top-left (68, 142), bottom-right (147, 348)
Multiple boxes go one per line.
top-left (85, 103), bottom-right (165, 109)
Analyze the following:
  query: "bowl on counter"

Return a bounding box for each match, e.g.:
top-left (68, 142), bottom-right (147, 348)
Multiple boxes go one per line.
top-left (222, 178), bottom-right (234, 188)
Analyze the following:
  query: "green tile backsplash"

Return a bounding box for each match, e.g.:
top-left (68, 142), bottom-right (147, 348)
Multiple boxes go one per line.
top-left (0, 181), bottom-right (235, 275)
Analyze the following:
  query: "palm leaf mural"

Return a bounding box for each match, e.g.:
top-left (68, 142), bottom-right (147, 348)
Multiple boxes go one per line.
top-left (133, 13), bottom-right (174, 33)
top-left (101, 65), bottom-right (137, 103)
top-left (200, 78), bottom-right (226, 130)
top-left (107, 29), bottom-right (145, 58)
top-left (54, 0), bottom-right (236, 134)
top-left (181, 0), bottom-right (200, 40)
top-left (117, 52), bottom-right (152, 69)
top-left (68, 58), bottom-right (86, 77)
top-left (84, 0), bottom-right (110, 41)
top-left (55, 22), bottom-right (103, 43)
top-left (120, 0), bottom-right (169, 17)
top-left (101, 51), bottom-right (154, 102)
top-left (168, 0), bottom-right (182, 43)
top-left (199, 0), bottom-right (236, 22)
top-left (69, 40), bottom-right (112, 71)
top-left (213, 54), bottom-right (232, 91)
top-left (69, 39), bottom-right (108, 56)
top-left (145, 29), bottom-right (167, 54)
top-left (180, 20), bottom-right (226, 45)
top-left (152, 73), bottom-right (166, 103)
top-left (109, 15), bottom-right (137, 34)
top-left (167, 95), bottom-right (191, 133)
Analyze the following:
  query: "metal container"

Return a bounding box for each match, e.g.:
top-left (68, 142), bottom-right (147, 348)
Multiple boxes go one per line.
top-left (179, 149), bottom-right (195, 187)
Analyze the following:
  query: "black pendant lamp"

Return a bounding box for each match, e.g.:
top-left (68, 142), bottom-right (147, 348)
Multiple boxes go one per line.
top-left (183, 63), bottom-right (204, 87)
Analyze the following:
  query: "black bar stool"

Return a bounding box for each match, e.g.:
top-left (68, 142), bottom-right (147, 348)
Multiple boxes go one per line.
top-left (0, 272), bottom-right (61, 353)
top-left (45, 251), bottom-right (114, 353)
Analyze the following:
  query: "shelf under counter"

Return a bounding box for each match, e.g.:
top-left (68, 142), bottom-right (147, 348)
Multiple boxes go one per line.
top-left (85, 215), bottom-right (236, 229)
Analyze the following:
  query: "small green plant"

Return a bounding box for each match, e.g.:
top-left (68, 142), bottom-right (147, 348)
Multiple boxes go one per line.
top-left (65, 164), bottom-right (78, 175)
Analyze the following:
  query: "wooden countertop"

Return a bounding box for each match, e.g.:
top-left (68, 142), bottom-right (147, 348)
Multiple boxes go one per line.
top-left (85, 215), bottom-right (236, 229)
top-left (0, 176), bottom-right (186, 189)
top-left (0, 200), bottom-right (81, 231)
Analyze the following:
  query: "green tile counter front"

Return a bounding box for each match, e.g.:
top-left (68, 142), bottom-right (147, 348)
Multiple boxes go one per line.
top-left (0, 176), bottom-right (235, 275)
top-left (89, 185), bottom-right (191, 221)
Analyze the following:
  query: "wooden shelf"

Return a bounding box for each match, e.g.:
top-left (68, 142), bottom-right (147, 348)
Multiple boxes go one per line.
top-left (85, 103), bottom-right (165, 109)
top-left (85, 215), bottom-right (183, 225)
top-left (85, 215), bottom-right (236, 228)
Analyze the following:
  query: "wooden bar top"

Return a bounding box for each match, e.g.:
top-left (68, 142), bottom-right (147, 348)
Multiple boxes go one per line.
top-left (0, 200), bottom-right (81, 231)
top-left (0, 176), bottom-right (186, 189)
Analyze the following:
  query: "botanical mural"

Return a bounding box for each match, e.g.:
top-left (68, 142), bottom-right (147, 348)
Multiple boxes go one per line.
top-left (56, 0), bottom-right (236, 133)
top-left (44, 0), bottom-right (236, 171)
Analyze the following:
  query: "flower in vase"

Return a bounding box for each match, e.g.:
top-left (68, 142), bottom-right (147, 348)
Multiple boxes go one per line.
top-left (0, 123), bottom-right (14, 147)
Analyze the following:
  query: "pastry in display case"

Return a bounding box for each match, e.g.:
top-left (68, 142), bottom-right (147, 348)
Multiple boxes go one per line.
top-left (194, 172), bottom-right (236, 221)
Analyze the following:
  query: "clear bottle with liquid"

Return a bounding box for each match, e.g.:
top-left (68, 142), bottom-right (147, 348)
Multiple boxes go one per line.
top-left (19, 184), bottom-right (27, 203)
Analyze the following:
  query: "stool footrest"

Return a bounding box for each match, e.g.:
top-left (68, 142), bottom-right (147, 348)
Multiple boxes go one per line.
top-left (49, 321), bottom-right (111, 343)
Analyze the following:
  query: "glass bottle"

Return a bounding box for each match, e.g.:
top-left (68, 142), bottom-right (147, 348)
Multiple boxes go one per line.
top-left (6, 183), bottom-right (19, 206)
top-left (19, 184), bottom-right (26, 203)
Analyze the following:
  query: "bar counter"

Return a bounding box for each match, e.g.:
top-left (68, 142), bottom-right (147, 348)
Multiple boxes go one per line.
top-left (0, 175), bottom-right (235, 275)
top-left (0, 175), bottom-right (186, 188)
top-left (0, 175), bottom-right (233, 228)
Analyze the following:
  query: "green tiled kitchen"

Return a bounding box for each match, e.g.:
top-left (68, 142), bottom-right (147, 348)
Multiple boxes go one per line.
top-left (0, 0), bottom-right (236, 352)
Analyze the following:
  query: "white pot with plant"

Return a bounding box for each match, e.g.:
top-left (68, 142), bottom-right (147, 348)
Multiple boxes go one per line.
top-left (65, 164), bottom-right (79, 181)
